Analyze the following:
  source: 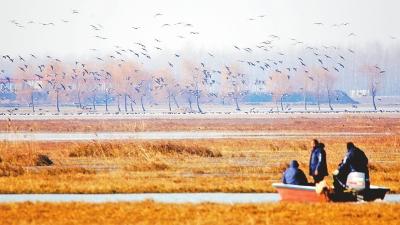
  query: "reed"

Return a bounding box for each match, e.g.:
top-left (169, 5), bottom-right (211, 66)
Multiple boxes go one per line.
top-left (0, 136), bottom-right (398, 193)
top-left (0, 201), bottom-right (399, 225)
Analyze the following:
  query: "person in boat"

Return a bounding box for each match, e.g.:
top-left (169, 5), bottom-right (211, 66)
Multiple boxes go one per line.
top-left (309, 140), bottom-right (328, 184)
top-left (282, 160), bottom-right (308, 185)
top-left (333, 142), bottom-right (370, 192)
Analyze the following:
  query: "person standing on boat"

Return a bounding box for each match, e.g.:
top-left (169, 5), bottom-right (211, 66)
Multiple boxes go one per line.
top-left (333, 142), bottom-right (370, 191)
top-left (282, 160), bottom-right (308, 185)
top-left (309, 140), bottom-right (328, 184)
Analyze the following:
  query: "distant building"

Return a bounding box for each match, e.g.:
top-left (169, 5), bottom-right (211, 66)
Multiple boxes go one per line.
top-left (0, 78), bottom-right (16, 92)
top-left (25, 80), bottom-right (44, 90)
top-left (350, 89), bottom-right (370, 98)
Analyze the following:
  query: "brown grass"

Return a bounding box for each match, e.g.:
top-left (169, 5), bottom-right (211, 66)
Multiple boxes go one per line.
top-left (2, 117), bottom-right (400, 133)
top-left (0, 201), bottom-right (399, 225)
top-left (68, 142), bottom-right (221, 158)
top-left (0, 136), bottom-right (399, 193)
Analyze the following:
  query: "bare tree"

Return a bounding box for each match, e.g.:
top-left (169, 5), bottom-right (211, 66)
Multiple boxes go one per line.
top-left (71, 64), bottom-right (88, 109)
top-left (295, 71), bottom-right (314, 111)
top-left (193, 70), bottom-right (204, 113)
top-left (42, 62), bottom-right (69, 113)
top-left (360, 64), bottom-right (385, 110)
top-left (119, 61), bottom-right (142, 112)
top-left (14, 65), bottom-right (41, 112)
top-left (101, 70), bottom-right (114, 112)
top-left (221, 65), bottom-right (249, 111)
top-left (123, 63), bottom-right (139, 112)
top-left (181, 61), bottom-right (211, 113)
top-left (83, 64), bottom-right (102, 111)
top-left (266, 71), bottom-right (291, 111)
top-left (312, 68), bottom-right (336, 110)
top-left (130, 69), bottom-right (151, 113)
top-left (105, 61), bottom-right (137, 112)
top-left (153, 69), bottom-right (180, 112)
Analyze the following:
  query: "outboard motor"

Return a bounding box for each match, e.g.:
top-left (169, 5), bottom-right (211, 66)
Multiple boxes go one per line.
top-left (346, 172), bottom-right (366, 191)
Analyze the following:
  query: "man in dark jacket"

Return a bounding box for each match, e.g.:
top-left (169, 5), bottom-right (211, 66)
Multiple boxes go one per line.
top-left (282, 160), bottom-right (308, 185)
top-left (309, 140), bottom-right (329, 184)
top-left (333, 142), bottom-right (370, 192)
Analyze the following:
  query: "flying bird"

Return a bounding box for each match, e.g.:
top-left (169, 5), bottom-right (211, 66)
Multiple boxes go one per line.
top-left (95, 35), bottom-right (107, 40)
top-left (90, 25), bottom-right (100, 30)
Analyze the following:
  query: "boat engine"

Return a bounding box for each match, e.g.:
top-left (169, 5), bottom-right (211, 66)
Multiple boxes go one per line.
top-left (346, 172), bottom-right (366, 191)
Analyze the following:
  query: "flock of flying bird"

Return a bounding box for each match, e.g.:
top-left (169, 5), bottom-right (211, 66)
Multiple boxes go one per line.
top-left (0, 8), bottom-right (391, 112)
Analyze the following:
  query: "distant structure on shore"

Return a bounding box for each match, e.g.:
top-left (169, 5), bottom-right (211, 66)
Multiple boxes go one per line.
top-left (350, 90), bottom-right (370, 98)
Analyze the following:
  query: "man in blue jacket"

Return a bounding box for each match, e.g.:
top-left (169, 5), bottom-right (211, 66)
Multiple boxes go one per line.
top-left (282, 160), bottom-right (308, 185)
top-left (309, 140), bottom-right (329, 184)
top-left (333, 142), bottom-right (370, 192)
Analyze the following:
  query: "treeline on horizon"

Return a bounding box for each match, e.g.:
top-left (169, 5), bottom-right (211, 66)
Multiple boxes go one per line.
top-left (0, 43), bottom-right (394, 113)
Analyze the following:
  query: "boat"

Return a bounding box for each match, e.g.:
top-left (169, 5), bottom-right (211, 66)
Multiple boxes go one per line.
top-left (272, 183), bottom-right (390, 202)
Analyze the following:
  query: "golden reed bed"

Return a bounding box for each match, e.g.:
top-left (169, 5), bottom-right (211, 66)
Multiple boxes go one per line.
top-left (1, 116), bottom-right (400, 133)
top-left (0, 137), bottom-right (399, 193)
top-left (0, 201), bottom-right (399, 225)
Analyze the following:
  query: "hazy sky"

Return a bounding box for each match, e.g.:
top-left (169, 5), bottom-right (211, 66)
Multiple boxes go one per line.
top-left (1, 0), bottom-right (399, 56)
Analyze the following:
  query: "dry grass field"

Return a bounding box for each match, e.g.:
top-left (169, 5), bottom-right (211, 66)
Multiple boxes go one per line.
top-left (0, 116), bottom-right (399, 225)
top-left (0, 201), bottom-right (399, 225)
top-left (0, 136), bottom-right (399, 193)
top-left (1, 116), bottom-right (400, 133)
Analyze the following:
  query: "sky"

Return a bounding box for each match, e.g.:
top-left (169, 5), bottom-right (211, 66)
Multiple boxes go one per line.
top-left (1, 0), bottom-right (400, 96)
top-left (1, 0), bottom-right (399, 56)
